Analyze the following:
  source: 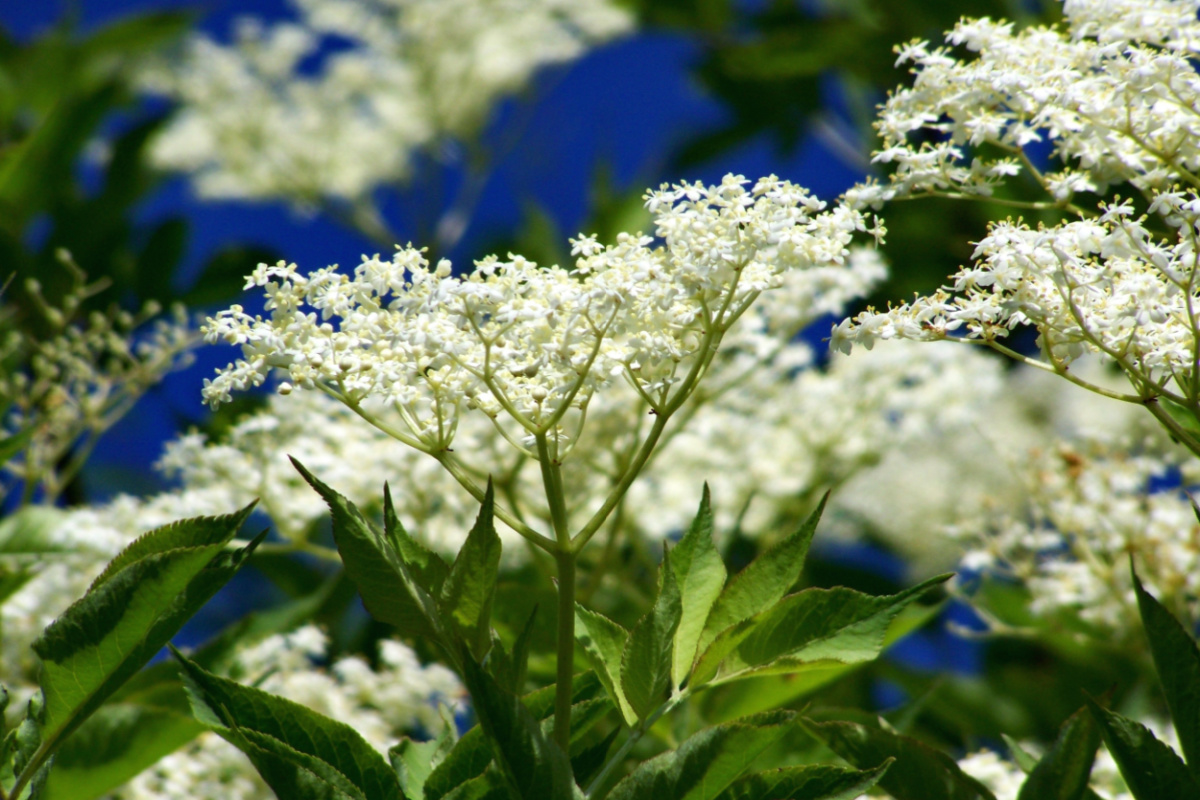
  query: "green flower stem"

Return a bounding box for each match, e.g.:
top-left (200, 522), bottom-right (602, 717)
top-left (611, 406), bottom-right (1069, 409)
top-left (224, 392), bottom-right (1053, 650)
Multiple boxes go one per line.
top-left (553, 547), bottom-right (577, 754)
top-left (585, 692), bottom-right (689, 797)
top-left (243, 540), bottom-right (344, 563)
top-left (536, 432), bottom-right (577, 753)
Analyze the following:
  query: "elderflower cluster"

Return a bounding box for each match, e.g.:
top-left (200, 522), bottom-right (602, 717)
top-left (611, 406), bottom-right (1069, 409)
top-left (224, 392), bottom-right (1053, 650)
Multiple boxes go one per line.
top-left (141, 0), bottom-right (632, 205)
top-left (845, 0), bottom-right (1200, 210)
top-left (202, 175), bottom-right (877, 457)
top-left (115, 626), bottom-right (462, 800)
top-left (833, 0), bottom-right (1200, 436)
top-left (955, 435), bottom-right (1200, 639)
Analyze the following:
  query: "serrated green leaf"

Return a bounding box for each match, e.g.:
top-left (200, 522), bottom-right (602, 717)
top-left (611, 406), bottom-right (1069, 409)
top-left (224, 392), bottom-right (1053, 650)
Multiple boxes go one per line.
top-left (29, 508), bottom-right (260, 773)
top-left (607, 710), bottom-right (796, 800)
top-left (575, 606), bottom-right (635, 726)
top-left (621, 549), bottom-right (682, 721)
top-left (1086, 698), bottom-right (1200, 800)
top-left (385, 482), bottom-right (450, 595)
top-left (671, 485), bottom-right (727, 689)
top-left (439, 483), bottom-right (501, 659)
top-left (427, 676), bottom-right (604, 800)
top-left (694, 575), bottom-right (949, 687)
top-left (698, 494), bottom-right (827, 657)
top-left (424, 674), bottom-right (601, 800)
top-left (543, 696), bottom-right (613, 753)
top-left (293, 458), bottom-right (445, 644)
top-left (1016, 704), bottom-right (1100, 800)
top-left (458, 649), bottom-right (577, 800)
top-left (40, 699), bottom-right (204, 800)
top-left (88, 503), bottom-right (255, 590)
top-left (489, 605), bottom-right (539, 694)
top-left (440, 766), bottom-right (510, 800)
top-left (715, 760), bottom-right (892, 800)
top-left (174, 648), bottom-right (403, 800)
top-left (572, 726), bottom-right (620, 789)
top-left (390, 727), bottom-right (456, 800)
top-left (1132, 565), bottom-right (1200, 781)
top-left (702, 600), bottom-right (944, 722)
top-left (807, 720), bottom-right (997, 800)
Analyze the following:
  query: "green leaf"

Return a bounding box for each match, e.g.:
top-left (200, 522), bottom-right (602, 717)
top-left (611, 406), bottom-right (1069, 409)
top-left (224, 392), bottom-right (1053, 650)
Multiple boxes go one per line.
top-left (607, 710), bottom-right (796, 800)
top-left (457, 649), bottom-right (577, 800)
top-left (385, 482), bottom-right (450, 595)
top-left (1002, 735), bottom-right (1039, 774)
top-left (671, 485), bottom-right (728, 689)
top-left (88, 504), bottom-right (255, 590)
top-left (1086, 698), bottom-right (1200, 800)
top-left (174, 648), bottom-right (404, 800)
top-left (703, 600), bottom-right (944, 722)
top-left (571, 727), bottom-right (620, 789)
top-left (440, 766), bottom-right (511, 800)
top-left (693, 575), bottom-right (950, 687)
top-left (490, 605), bottom-right (539, 694)
top-left (391, 726), bottom-right (457, 800)
top-left (423, 674), bottom-right (601, 800)
top-left (0, 422), bottom-right (34, 464)
top-left (439, 482), bottom-right (502, 660)
top-left (293, 457), bottom-right (445, 643)
top-left (0, 506), bottom-right (68, 555)
top-left (807, 720), bottom-right (998, 800)
top-left (621, 548), bottom-right (683, 721)
top-left (1016, 705), bottom-right (1101, 800)
top-left (715, 761), bottom-right (892, 800)
top-left (40, 698), bottom-right (204, 800)
top-left (574, 606), bottom-right (636, 726)
top-left (1132, 564), bottom-right (1200, 780)
top-left (29, 506), bottom-right (258, 770)
top-left (698, 493), bottom-right (827, 657)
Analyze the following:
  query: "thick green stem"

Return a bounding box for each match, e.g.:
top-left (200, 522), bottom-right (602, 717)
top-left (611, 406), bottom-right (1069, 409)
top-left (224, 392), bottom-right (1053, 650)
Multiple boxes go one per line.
top-left (536, 433), bottom-right (577, 753)
top-left (554, 548), bottom-right (576, 753)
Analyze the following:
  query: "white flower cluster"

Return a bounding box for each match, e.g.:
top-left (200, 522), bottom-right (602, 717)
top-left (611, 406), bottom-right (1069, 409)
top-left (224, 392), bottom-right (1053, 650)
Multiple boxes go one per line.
top-left (831, 0), bottom-right (1200, 441)
top-left (141, 0), bottom-right (632, 204)
top-left (955, 435), bottom-right (1200, 638)
top-left (845, 0), bottom-right (1200, 210)
top-left (202, 176), bottom-right (877, 457)
top-left (115, 626), bottom-right (462, 800)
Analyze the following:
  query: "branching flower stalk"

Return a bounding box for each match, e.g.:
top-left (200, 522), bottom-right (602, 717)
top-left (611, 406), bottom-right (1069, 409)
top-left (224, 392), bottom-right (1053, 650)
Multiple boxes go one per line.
top-left (202, 173), bottom-right (877, 753)
top-left (1, 255), bottom-right (197, 507)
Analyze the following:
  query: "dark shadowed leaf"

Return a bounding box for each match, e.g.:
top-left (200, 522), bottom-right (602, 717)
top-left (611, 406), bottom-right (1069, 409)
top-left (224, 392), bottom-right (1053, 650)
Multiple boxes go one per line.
top-left (457, 650), bottom-right (577, 800)
top-left (1016, 705), bottom-right (1101, 800)
top-left (439, 482), bottom-right (502, 659)
top-left (607, 710), bottom-right (796, 800)
top-left (174, 648), bottom-right (403, 800)
top-left (1132, 565), bottom-right (1200, 781)
top-left (807, 720), bottom-right (998, 800)
top-left (621, 549), bottom-right (682, 721)
top-left (1086, 699), bottom-right (1200, 800)
top-left (293, 457), bottom-right (445, 643)
top-left (715, 760), bottom-right (892, 800)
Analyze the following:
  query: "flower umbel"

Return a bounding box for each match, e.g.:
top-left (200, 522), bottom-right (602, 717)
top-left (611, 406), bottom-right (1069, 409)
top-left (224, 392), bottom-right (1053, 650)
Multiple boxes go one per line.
top-left (203, 175), bottom-right (874, 465)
